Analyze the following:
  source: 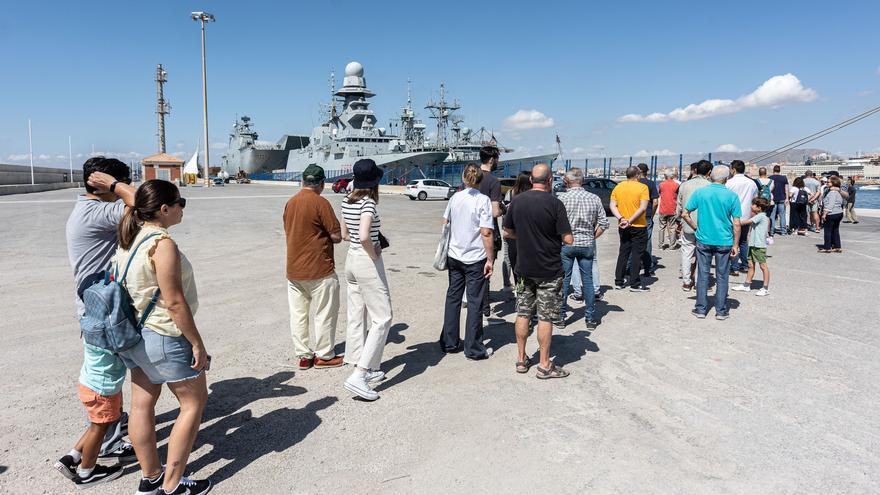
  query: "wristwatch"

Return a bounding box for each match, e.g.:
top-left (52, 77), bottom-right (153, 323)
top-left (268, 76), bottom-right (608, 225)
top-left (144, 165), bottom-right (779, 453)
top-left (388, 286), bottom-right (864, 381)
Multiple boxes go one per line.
top-left (110, 181), bottom-right (119, 193)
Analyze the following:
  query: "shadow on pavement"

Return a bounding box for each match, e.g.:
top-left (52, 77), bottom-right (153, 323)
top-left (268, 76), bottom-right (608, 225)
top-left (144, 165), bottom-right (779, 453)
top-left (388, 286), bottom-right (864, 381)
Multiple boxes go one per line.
top-left (552, 330), bottom-right (600, 366)
top-left (156, 371), bottom-right (307, 442)
top-left (185, 396), bottom-right (338, 487)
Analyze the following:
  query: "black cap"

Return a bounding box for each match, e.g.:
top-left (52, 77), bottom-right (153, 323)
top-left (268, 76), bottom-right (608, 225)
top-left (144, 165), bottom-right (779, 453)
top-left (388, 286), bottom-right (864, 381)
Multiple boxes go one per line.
top-left (302, 164), bottom-right (326, 182)
top-left (352, 159), bottom-right (383, 189)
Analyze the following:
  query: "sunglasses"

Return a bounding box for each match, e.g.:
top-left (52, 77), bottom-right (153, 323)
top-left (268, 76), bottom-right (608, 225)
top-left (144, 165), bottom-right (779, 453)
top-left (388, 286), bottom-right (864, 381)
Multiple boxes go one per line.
top-left (170, 197), bottom-right (187, 208)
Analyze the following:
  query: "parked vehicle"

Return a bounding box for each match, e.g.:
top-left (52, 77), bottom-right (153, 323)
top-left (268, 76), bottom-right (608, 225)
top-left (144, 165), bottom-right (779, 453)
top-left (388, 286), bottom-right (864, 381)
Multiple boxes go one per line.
top-left (332, 177), bottom-right (352, 193)
top-left (210, 176), bottom-right (225, 186)
top-left (406, 179), bottom-right (456, 201)
top-left (499, 177), bottom-right (517, 196)
top-left (555, 176), bottom-right (617, 213)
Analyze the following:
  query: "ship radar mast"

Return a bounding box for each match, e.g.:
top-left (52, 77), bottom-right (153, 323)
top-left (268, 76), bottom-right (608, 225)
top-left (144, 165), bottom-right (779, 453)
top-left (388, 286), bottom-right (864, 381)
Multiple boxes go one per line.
top-left (425, 83), bottom-right (461, 148)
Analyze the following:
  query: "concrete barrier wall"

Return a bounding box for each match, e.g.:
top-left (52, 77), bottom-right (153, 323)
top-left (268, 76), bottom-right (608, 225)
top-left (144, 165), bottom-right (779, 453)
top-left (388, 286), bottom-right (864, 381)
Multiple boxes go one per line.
top-left (0, 163), bottom-right (83, 185)
top-left (0, 182), bottom-right (83, 196)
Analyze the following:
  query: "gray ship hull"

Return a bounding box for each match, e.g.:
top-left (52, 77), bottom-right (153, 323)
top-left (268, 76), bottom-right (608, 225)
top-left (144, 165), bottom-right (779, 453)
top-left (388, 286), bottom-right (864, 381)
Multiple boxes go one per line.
top-left (286, 150), bottom-right (449, 176)
top-left (222, 147), bottom-right (291, 175)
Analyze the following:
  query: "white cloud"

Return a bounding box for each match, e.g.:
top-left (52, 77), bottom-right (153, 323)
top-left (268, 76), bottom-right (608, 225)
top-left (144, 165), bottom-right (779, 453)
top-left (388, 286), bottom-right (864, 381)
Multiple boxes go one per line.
top-left (6, 153), bottom-right (29, 161)
top-left (503, 109), bottom-right (555, 130)
top-left (56, 155), bottom-right (67, 160)
top-left (570, 147), bottom-right (586, 154)
top-left (857, 89), bottom-right (874, 97)
top-left (37, 154), bottom-right (51, 160)
top-left (716, 144), bottom-right (740, 152)
top-left (591, 144), bottom-right (605, 150)
top-left (210, 142), bottom-right (227, 150)
top-left (175, 142), bottom-right (186, 150)
top-left (76, 153), bottom-right (84, 158)
top-left (618, 73), bottom-right (817, 123)
top-left (634, 149), bottom-right (675, 157)
top-left (171, 151), bottom-right (186, 158)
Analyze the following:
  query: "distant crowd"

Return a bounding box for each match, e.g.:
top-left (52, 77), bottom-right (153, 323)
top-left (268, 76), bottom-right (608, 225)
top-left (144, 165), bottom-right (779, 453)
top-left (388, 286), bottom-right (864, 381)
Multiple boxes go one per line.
top-left (55, 150), bottom-right (859, 493)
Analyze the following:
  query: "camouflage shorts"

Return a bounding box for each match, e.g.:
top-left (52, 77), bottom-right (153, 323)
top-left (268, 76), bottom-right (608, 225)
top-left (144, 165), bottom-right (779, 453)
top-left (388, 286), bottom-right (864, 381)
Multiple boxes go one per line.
top-left (516, 276), bottom-right (563, 322)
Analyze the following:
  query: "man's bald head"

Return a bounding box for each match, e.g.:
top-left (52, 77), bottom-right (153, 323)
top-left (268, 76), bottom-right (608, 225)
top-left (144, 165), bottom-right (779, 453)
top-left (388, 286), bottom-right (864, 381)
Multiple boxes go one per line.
top-left (531, 163), bottom-right (551, 183)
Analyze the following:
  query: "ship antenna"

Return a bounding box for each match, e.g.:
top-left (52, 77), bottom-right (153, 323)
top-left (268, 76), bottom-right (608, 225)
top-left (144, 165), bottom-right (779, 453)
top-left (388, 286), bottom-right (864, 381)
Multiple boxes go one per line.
top-left (329, 68), bottom-right (337, 119)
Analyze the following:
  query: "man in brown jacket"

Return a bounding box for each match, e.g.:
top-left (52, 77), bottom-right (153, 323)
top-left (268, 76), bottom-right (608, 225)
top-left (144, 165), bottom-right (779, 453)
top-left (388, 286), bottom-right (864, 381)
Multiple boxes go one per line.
top-left (283, 165), bottom-right (343, 369)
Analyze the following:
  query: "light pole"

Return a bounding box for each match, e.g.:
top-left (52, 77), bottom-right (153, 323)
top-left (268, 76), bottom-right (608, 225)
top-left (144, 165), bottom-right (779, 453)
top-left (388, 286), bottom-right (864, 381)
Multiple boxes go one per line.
top-left (28, 119), bottom-right (34, 185)
top-left (191, 11), bottom-right (214, 185)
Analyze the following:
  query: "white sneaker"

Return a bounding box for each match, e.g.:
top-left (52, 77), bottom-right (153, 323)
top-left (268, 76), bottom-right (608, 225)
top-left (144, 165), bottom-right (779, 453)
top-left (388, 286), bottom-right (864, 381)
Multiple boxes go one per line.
top-left (344, 373), bottom-right (379, 401)
top-left (766, 237), bottom-right (774, 245)
top-left (731, 284), bottom-right (751, 292)
top-left (365, 370), bottom-right (385, 384)
top-left (755, 288), bottom-right (770, 297)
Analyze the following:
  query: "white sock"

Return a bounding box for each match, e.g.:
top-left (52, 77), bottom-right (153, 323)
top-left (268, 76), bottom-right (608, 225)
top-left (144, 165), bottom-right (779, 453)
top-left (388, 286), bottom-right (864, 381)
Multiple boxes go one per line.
top-left (76, 465), bottom-right (94, 478)
top-left (68, 449), bottom-right (82, 463)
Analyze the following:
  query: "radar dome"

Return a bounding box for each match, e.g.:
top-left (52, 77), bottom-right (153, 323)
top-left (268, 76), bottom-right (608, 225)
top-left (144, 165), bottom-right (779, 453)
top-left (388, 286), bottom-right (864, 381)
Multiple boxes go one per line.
top-left (345, 61), bottom-right (364, 77)
top-left (462, 127), bottom-right (471, 135)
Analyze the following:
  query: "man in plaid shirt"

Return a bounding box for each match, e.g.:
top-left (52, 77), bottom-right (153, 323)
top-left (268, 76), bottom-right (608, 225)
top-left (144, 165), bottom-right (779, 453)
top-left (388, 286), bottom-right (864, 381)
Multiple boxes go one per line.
top-left (557, 168), bottom-right (609, 329)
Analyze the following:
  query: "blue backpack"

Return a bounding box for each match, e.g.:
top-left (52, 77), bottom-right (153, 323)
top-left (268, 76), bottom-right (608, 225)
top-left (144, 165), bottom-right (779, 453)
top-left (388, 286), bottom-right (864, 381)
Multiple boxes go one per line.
top-left (79, 233), bottom-right (162, 353)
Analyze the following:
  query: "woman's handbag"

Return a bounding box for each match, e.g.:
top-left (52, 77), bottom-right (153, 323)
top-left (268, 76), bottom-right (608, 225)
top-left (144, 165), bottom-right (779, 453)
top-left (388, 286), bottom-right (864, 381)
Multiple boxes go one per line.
top-left (433, 223), bottom-right (451, 271)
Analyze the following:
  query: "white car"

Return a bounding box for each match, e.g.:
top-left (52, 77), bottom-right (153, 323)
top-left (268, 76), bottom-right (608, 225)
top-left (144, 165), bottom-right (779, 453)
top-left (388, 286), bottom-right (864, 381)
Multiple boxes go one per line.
top-left (405, 179), bottom-right (455, 201)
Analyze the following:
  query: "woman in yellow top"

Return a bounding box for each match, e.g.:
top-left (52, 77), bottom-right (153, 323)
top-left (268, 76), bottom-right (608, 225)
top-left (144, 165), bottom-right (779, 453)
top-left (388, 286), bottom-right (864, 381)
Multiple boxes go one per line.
top-left (115, 180), bottom-right (211, 495)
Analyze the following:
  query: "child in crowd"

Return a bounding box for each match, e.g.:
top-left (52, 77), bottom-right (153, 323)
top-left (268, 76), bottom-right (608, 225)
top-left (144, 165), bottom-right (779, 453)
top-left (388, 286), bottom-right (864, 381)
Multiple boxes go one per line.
top-left (733, 197), bottom-right (771, 296)
top-left (54, 342), bottom-right (136, 488)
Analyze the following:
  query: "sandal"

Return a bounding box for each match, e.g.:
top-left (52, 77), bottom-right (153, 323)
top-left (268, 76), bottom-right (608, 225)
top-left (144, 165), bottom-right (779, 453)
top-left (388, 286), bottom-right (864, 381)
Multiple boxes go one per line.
top-left (515, 357), bottom-right (532, 374)
top-left (535, 363), bottom-right (570, 379)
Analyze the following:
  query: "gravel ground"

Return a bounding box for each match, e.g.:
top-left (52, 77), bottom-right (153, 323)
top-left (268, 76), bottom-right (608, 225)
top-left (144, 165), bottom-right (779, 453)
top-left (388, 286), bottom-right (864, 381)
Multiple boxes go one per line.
top-left (1, 184), bottom-right (878, 494)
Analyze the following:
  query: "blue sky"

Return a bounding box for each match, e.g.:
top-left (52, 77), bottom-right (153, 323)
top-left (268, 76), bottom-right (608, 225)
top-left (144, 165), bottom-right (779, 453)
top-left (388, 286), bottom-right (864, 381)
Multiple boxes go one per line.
top-left (2, 0), bottom-right (879, 168)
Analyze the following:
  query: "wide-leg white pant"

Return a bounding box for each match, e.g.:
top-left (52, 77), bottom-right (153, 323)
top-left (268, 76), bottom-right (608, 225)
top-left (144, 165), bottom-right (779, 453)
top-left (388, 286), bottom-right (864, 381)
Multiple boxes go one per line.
top-left (343, 248), bottom-right (393, 370)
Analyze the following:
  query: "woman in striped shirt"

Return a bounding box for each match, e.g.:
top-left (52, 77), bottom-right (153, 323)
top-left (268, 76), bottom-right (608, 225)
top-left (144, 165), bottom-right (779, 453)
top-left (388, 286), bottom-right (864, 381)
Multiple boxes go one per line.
top-left (340, 159), bottom-right (393, 401)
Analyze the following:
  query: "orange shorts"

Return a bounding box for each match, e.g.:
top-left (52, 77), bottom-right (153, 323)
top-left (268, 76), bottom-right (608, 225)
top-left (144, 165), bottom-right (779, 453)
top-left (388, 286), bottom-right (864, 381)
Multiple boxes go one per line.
top-left (78, 384), bottom-right (122, 424)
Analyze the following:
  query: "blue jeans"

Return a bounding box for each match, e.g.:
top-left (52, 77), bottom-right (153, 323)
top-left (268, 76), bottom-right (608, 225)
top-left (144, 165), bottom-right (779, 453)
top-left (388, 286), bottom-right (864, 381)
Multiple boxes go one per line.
top-left (561, 245), bottom-right (596, 322)
top-left (570, 253), bottom-right (600, 297)
top-left (695, 242), bottom-right (732, 316)
top-left (730, 224), bottom-right (749, 271)
top-left (770, 203), bottom-right (786, 234)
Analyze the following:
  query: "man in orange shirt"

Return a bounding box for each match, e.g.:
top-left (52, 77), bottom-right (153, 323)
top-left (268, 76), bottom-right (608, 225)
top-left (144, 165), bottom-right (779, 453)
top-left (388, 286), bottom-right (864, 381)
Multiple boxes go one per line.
top-left (610, 166), bottom-right (650, 291)
top-left (283, 165), bottom-right (343, 370)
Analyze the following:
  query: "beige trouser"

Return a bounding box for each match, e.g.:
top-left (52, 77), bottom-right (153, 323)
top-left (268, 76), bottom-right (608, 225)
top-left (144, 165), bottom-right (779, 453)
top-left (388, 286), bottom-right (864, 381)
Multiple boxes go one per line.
top-left (844, 203), bottom-right (858, 223)
top-left (287, 273), bottom-right (340, 360)
top-left (343, 248), bottom-right (393, 370)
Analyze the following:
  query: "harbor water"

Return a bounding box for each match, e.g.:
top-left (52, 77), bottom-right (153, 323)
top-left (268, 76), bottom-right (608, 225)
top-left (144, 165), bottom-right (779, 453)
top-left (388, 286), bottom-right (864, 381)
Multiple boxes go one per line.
top-left (857, 188), bottom-right (880, 209)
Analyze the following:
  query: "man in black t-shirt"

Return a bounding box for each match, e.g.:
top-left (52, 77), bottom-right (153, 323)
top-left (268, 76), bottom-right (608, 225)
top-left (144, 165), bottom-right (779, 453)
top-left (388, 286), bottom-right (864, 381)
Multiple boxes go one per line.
top-left (503, 163), bottom-right (573, 379)
top-left (477, 147), bottom-right (504, 321)
top-left (768, 165), bottom-right (790, 235)
top-left (636, 163), bottom-right (659, 276)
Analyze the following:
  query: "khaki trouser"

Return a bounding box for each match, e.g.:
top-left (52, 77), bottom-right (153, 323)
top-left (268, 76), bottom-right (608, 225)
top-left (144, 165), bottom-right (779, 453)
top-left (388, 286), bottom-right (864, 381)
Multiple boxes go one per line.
top-left (343, 248), bottom-right (393, 370)
top-left (287, 273), bottom-right (340, 360)
top-left (658, 214), bottom-right (679, 248)
top-left (844, 203), bottom-right (859, 223)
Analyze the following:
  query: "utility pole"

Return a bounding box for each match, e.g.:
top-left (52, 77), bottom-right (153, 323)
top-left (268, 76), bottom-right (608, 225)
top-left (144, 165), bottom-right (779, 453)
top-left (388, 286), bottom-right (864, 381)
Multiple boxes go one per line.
top-left (156, 64), bottom-right (170, 154)
top-left (28, 119), bottom-right (34, 185)
top-left (191, 12), bottom-right (215, 184)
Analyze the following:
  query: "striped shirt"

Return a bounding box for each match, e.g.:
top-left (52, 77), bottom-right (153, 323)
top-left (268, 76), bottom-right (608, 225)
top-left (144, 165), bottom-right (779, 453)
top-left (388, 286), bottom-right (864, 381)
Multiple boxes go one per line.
top-left (557, 187), bottom-right (609, 247)
top-left (341, 197), bottom-right (380, 245)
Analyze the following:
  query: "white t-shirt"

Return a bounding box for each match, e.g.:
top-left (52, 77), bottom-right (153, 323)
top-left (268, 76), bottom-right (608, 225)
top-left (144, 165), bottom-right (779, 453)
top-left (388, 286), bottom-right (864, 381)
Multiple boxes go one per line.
top-left (443, 188), bottom-right (493, 263)
top-left (726, 174), bottom-right (758, 220)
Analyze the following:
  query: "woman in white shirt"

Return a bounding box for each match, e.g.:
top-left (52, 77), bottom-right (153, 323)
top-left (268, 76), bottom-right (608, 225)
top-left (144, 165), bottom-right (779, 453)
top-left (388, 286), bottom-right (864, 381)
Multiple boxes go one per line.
top-left (439, 163), bottom-right (495, 360)
top-left (789, 177), bottom-right (808, 235)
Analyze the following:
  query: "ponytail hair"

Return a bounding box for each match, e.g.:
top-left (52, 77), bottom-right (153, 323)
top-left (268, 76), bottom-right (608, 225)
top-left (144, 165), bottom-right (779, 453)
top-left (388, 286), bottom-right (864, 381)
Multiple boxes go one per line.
top-left (117, 179), bottom-right (181, 249)
top-left (461, 163), bottom-right (483, 188)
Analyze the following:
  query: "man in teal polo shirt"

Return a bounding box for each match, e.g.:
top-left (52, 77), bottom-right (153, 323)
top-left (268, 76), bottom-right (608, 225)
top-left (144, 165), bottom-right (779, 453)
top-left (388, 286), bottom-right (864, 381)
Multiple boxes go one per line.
top-left (682, 165), bottom-right (742, 320)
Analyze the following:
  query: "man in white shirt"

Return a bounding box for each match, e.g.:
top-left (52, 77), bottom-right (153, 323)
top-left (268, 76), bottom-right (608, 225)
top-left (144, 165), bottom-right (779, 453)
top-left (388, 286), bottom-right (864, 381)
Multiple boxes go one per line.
top-left (725, 160), bottom-right (758, 275)
top-left (802, 170), bottom-right (822, 231)
top-left (439, 164), bottom-right (495, 360)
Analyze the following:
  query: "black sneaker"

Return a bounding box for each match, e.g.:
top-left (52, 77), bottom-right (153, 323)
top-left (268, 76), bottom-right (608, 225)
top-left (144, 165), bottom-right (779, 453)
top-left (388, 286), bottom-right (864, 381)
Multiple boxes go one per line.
top-left (594, 292), bottom-right (603, 301)
top-left (553, 318), bottom-right (566, 329)
top-left (586, 320), bottom-right (599, 330)
top-left (164, 477), bottom-right (213, 495)
top-left (54, 454), bottom-right (80, 480)
top-left (73, 464), bottom-right (123, 489)
top-left (629, 286), bottom-right (649, 292)
top-left (136, 470), bottom-right (165, 495)
top-left (569, 294), bottom-right (584, 302)
top-left (98, 442), bottom-right (138, 465)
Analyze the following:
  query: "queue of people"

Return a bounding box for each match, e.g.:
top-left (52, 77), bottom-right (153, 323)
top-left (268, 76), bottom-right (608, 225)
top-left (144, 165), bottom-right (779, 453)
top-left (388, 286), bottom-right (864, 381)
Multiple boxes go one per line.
top-left (56, 151), bottom-right (861, 492)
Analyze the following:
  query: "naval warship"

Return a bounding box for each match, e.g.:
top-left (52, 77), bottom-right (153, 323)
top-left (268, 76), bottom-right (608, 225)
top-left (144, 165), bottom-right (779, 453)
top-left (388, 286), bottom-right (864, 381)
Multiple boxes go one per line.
top-left (285, 62), bottom-right (448, 175)
top-left (220, 116), bottom-right (309, 175)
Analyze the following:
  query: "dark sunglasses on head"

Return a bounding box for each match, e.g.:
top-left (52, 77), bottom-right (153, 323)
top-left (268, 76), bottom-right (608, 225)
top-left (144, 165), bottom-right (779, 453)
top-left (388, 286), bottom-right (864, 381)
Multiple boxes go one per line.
top-left (170, 197), bottom-right (187, 208)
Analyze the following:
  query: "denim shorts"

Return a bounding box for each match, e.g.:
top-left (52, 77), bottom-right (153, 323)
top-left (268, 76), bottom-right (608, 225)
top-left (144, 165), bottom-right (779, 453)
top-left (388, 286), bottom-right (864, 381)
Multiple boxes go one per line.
top-left (119, 328), bottom-right (201, 385)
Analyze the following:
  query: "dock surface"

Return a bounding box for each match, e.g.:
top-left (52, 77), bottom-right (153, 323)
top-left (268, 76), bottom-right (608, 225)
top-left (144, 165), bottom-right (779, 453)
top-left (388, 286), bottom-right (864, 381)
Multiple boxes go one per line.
top-left (1, 184), bottom-right (878, 494)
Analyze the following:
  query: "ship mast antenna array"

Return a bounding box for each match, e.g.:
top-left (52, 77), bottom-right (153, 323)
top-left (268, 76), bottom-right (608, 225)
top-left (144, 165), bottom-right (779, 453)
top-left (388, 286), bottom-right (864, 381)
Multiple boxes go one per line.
top-left (425, 83), bottom-right (461, 148)
top-left (155, 64), bottom-right (171, 153)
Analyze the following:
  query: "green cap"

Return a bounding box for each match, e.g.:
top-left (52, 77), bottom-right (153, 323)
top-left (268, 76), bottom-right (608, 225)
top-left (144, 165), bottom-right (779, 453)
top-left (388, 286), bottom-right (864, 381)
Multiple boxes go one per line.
top-left (302, 164), bottom-right (325, 182)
